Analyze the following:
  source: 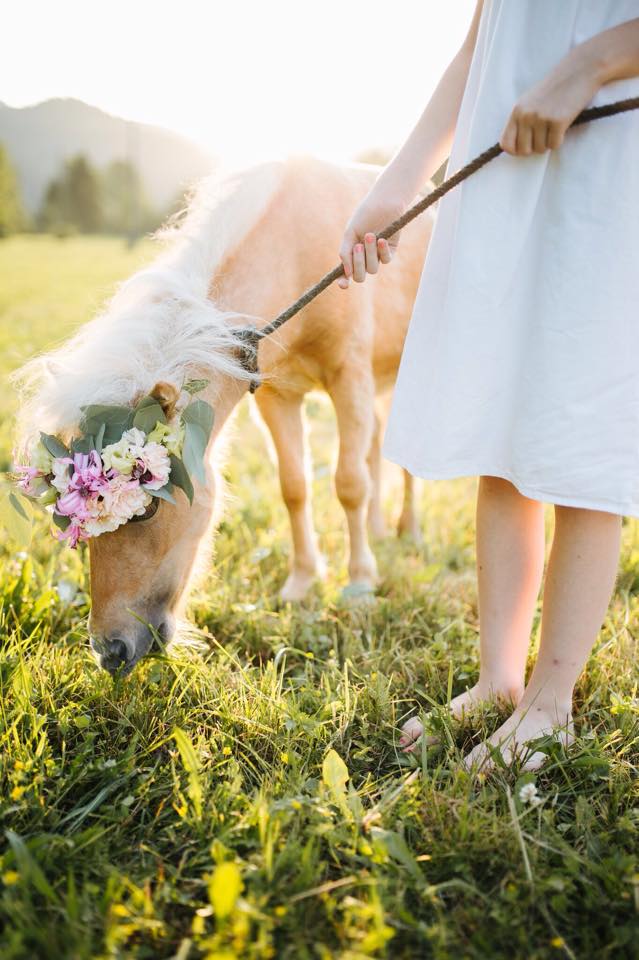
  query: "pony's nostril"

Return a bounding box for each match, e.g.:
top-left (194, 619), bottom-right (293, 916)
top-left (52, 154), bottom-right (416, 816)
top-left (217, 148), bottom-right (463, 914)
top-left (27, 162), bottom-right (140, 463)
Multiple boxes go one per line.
top-left (104, 637), bottom-right (129, 667)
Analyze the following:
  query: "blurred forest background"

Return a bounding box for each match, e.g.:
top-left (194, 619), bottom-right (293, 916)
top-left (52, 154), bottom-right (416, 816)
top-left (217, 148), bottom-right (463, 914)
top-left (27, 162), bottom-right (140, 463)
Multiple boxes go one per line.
top-left (0, 98), bottom-right (215, 239)
top-left (0, 97), bottom-right (397, 242)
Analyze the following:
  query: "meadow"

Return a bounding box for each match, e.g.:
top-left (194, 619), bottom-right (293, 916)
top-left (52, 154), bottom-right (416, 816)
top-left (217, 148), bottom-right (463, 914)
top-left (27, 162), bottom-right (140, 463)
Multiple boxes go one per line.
top-left (0, 235), bottom-right (637, 960)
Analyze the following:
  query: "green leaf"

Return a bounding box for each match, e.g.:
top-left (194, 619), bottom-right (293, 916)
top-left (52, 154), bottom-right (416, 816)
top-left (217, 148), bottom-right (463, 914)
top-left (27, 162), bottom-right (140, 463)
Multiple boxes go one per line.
top-left (0, 485), bottom-right (33, 548)
top-left (80, 404), bottom-right (132, 434)
top-left (40, 432), bottom-right (69, 459)
top-left (52, 512), bottom-right (71, 531)
top-left (183, 378), bottom-right (209, 395)
top-left (94, 423), bottom-right (106, 453)
top-left (132, 396), bottom-right (166, 433)
top-left (8, 492), bottom-right (30, 522)
top-left (322, 749), bottom-right (349, 795)
top-left (72, 435), bottom-right (93, 454)
top-left (208, 862), bottom-right (243, 920)
top-left (169, 456), bottom-right (194, 505)
top-left (370, 827), bottom-right (421, 880)
top-left (151, 484), bottom-right (176, 505)
top-left (6, 831), bottom-right (59, 904)
top-left (172, 727), bottom-right (203, 819)
top-left (181, 421), bottom-right (208, 485)
top-left (182, 399), bottom-right (214, 442)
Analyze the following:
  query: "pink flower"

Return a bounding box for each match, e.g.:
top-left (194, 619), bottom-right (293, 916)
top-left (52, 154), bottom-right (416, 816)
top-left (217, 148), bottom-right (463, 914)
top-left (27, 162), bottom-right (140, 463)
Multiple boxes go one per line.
top-left (16, 466), bottom-right (44, 496)
top-left (131, 442), bottom-right (171, 490)
top-left (55, 451), bottom-right (108, 520)
top-left (55, 520), bottom-right (89, 549)
top-left (100, 474), bottom-right (152, 525)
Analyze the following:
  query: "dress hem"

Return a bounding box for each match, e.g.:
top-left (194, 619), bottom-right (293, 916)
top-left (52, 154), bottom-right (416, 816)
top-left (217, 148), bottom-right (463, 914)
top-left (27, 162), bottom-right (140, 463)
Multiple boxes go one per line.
top-left (383, 452), bottom-right (630, 518)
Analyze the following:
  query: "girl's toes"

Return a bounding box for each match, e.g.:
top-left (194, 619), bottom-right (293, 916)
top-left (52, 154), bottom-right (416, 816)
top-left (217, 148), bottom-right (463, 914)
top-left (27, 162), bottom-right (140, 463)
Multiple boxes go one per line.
top-left (518, 743), bottom-right (551, 772)
top-left (399, 716), bottom-right (423, 750)
top-left (463, 741), bottom-right (494, 773)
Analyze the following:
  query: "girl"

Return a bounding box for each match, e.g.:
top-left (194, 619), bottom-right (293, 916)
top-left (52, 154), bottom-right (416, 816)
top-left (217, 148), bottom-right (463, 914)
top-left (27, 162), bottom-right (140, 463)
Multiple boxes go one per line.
top-left (338, 1), bottom-right (639, 770)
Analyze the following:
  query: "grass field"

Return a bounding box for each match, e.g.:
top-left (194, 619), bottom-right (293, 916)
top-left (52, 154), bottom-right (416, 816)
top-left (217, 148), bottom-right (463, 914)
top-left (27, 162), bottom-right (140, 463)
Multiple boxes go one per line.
top-left (0, 235), bottom-right (638, 960)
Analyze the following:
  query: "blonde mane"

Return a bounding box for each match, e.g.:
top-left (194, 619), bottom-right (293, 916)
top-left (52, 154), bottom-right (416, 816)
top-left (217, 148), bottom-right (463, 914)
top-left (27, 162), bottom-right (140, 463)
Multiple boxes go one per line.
top-left (13, 160), bottom-right (286, 448)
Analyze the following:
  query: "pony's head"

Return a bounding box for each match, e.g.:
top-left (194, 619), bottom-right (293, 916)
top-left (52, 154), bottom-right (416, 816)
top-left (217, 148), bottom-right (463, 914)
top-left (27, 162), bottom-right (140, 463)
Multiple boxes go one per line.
top-left (14, 268), bottom-right (252, 674)
top-left (13, 162), bottom-right (285, 672)
top-left (81, 380), bottom-right (211, 672)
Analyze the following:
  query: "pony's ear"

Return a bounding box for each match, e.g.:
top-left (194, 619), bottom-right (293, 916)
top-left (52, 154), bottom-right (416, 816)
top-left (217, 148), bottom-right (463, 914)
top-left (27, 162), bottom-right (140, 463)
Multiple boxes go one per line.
top-left (150, 381), bottom-right (180, 419)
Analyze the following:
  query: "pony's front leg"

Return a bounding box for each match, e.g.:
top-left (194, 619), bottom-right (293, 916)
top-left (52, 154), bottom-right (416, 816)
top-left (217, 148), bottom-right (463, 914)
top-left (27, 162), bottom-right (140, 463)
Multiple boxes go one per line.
top-left (397, 469), bottom-right (422, 543)
top-left (328, 366), bottom-right (378, 593)
top-left (255, 386), bottom-right (325, 601)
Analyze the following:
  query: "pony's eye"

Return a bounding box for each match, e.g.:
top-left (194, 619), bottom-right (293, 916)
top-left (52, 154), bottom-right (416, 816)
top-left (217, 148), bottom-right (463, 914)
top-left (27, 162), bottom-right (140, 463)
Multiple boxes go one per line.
top-left (130, 498), bottom-right (160, 523)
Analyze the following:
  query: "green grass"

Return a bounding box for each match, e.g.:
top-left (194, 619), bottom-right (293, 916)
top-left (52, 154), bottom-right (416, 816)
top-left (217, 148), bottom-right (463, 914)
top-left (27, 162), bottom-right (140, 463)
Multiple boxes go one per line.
top-left (0, 235), bottom-right (638, 960)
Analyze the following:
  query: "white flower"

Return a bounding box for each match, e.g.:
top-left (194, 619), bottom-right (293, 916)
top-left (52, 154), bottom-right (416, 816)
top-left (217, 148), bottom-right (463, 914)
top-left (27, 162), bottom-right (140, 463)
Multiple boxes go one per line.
top-left (122, 427), bottom-right (146, 448)
top-left (102, 428), bottom-right (146, 476)
top-left (137, 441), bottom-right (171, 490)
top-left (519, 782), bottom-right (541, 805)
top-left (51, 459), bottom-right (72, 494)
top-left (83, 512), bottom-right (125, 538)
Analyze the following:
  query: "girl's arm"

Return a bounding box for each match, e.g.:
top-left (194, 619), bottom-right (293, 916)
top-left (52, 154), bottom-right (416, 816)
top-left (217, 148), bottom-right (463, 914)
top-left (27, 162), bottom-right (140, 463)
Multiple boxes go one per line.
top-left (338, 0), bottom-right (484, 287)
top-left (501, 18), bottom-right (639, 155)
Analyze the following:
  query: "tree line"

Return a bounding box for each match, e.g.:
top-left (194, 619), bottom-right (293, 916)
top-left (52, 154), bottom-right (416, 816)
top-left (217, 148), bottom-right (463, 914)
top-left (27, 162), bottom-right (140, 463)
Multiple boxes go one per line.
top-left (0, 143), bottom-right (168, 238)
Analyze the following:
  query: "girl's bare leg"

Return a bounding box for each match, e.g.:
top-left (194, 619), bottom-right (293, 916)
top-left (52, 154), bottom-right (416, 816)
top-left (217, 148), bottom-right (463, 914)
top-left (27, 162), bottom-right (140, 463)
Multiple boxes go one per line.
top-left (465, 504), bottom-right (622, 771)
top-left (401, 477), bottom-right (545, 751)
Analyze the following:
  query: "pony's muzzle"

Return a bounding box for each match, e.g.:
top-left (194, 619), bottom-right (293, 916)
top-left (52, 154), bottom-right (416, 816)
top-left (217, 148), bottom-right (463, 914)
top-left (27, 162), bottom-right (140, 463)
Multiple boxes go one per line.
top-left (93, 636), bottom-right (133, 674)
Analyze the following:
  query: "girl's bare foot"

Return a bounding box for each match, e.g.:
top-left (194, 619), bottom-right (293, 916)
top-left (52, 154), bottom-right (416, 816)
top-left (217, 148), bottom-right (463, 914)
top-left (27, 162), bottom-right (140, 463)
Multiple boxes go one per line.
top-left (463, 701), bottom-right (574, 772)
top-left (399, 680), bottom-right (523, 753)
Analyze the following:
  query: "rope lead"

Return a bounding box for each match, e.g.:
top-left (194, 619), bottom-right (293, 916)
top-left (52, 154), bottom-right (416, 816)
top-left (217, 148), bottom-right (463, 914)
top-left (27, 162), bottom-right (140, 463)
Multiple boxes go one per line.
top-left (238, 96), bottom-right (639, 390)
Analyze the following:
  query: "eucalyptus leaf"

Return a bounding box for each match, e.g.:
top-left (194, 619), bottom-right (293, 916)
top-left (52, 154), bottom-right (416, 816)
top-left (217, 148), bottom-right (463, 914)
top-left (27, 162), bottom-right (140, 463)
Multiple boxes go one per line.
top-left (150, 484), bottom-right (176, 505)
top-left (182, 421), bottom-right (208, 485)
top-left (169, 456), bottom-right (194, 505)
top-left (182, 399), bottom-right (214, 443)
top-left (101, 420), bottom-right (134, 446)
top-left (72, 435), bottom-right (94, 455)
top-left (40, 433), bottom-right (69, 460)
top-left (9, 492), bottom-right (30, 521)
top-left (183, 378), bottom-right (209, 395)
top-left (0, 489), bottom-right (32, 548)
top-left (133, 396), bottom-right (166, 433)
top-left (95, 423), bottom-right (106, 453)
top-left (80, 404), bottom-right (132, 435)
top-left (53, 512), bottom-right (71, 532)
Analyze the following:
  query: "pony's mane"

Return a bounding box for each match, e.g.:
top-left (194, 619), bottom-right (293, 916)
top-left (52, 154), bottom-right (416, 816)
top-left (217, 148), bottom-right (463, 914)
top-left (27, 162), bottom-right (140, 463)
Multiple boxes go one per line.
top-left (13, 160), bottom-right (286, 449)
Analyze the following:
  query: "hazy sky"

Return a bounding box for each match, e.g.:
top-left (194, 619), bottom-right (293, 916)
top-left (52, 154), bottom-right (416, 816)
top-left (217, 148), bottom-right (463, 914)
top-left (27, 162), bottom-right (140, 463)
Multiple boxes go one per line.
top-left (5, 0), bottom-right (475, 164)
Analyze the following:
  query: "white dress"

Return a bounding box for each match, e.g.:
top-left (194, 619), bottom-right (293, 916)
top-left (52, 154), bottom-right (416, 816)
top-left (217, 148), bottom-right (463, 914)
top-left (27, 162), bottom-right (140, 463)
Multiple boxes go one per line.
top-left (383, 0), bottom-right (639, 516)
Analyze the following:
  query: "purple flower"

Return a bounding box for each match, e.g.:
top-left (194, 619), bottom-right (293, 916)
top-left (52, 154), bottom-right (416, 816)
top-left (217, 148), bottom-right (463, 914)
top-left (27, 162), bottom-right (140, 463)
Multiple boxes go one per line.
top-left (55, 520), bottom-right (89, 549)
top-left (55, 451), bottom-right (108, 520)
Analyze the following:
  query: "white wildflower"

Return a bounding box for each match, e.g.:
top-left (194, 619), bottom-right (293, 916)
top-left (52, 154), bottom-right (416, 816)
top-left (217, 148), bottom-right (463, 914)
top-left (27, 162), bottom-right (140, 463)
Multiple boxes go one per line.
top-left (519, 782), bottom-right (542, 805)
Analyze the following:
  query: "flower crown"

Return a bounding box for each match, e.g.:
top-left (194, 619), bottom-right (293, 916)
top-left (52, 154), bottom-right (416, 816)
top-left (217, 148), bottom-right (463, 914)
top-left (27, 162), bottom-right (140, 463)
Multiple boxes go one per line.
top-left (13, 379), bottom-right (214, 548)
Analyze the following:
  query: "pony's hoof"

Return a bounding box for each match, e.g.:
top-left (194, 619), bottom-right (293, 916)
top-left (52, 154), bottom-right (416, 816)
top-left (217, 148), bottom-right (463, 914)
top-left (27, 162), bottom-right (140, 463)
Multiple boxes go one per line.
top-left (280, 571), bottom-right (317, 603)
top-left (338, 581), bottom-right (376, 606)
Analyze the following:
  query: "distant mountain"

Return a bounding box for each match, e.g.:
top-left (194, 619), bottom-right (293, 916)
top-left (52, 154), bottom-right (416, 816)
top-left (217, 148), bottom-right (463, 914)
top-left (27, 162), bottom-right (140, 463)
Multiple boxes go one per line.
top-left (0, 98), bottom-right (215, 214)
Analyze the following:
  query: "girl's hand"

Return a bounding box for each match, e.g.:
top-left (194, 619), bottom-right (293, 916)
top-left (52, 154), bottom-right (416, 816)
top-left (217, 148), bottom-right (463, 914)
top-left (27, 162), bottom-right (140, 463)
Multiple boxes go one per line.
top-left (337, 192), bottom-right (407, 288)
top-left (500, 48), bottom-right (601, 156)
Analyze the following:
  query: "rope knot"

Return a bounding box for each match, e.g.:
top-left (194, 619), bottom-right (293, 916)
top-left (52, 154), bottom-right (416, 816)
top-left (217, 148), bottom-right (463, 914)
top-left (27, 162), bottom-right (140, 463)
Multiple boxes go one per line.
top-left (231, 325), bottom-right (262, 393)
